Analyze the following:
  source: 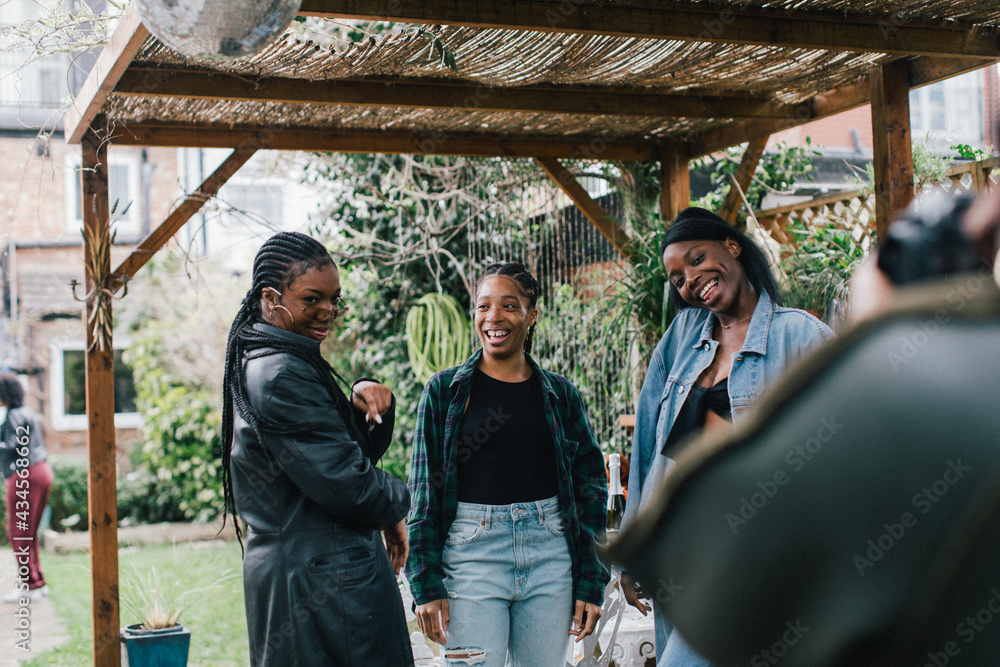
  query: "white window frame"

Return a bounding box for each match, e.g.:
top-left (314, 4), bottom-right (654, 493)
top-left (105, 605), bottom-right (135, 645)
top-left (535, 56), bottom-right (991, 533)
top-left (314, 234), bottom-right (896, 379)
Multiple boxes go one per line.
top-left (64, 152), bottom-right (143, 239)
top-left (49, 339), bottom-right (141, 431)
top-left (0, 1), bottom-right (69, 110)
top-left (909, 71), bottom-right (985, 147)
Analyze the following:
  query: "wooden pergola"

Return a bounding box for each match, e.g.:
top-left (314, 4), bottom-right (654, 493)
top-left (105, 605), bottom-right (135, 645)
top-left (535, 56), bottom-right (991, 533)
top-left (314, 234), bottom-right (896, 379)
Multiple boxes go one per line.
top-left (64, 1), bottom-right (1000, 664)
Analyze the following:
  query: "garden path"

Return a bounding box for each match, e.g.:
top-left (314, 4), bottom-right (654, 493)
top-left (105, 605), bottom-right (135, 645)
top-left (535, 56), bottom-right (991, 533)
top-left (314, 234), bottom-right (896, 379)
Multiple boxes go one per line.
top-left (0, 546), bottom-right (68, 665)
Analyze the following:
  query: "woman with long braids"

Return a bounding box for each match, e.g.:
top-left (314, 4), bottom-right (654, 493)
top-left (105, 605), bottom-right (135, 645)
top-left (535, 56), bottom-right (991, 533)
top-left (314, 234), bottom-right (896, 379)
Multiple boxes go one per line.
top-left (221, 231), bottom-right (413, 666)
top-left (406, 261), bottom-right (609, 666)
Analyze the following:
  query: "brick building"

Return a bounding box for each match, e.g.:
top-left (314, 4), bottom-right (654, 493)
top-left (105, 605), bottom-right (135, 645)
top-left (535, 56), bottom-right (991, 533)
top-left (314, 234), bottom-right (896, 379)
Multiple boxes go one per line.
top-left (1, 1), bottom-right (312, 454)
top-left (765, 65), bottom-right (1000, 204)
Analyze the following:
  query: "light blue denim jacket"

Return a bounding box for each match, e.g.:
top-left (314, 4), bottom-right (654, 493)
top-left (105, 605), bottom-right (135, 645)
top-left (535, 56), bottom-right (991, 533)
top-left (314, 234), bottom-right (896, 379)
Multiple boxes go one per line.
top-left (622, 290), bottom-right (834, 530)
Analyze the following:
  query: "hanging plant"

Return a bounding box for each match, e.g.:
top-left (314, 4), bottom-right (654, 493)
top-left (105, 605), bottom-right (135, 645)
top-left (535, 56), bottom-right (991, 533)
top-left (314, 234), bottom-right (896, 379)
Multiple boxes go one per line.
top-left (405, 293), bottom-right (470, 384)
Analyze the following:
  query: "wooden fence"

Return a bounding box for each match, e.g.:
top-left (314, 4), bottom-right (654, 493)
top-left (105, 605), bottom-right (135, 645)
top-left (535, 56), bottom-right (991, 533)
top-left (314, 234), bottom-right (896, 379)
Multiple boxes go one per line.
top-left (755, 157), bottom-right (1000, 246)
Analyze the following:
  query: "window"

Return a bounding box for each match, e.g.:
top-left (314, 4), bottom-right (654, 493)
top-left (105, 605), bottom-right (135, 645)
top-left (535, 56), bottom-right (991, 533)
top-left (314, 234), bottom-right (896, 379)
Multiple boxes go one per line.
top-left (910, 70), bottom-right (985, 148)
top-left (218, 183), bottom-right (285, 228)
top-left (49, 340), bottom-right (140, 431)
top-left (0, 1), bottom-right (68, 110)
top-left (64, 153), bottom-right (143, 239)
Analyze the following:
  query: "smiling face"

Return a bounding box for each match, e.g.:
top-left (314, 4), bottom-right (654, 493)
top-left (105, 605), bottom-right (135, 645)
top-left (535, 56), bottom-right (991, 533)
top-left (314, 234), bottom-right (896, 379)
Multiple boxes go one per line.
top-left (262, 261), bottom-right (342, 342)
top-left (663, 237), bottom-right (753, 313)
top-left (475, 275), bottom-right (538, 361)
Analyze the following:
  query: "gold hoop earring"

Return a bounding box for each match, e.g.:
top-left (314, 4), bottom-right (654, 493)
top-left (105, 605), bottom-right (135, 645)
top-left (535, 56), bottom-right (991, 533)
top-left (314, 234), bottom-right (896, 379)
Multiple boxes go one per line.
top-left (271, 303), bottom-right (295, 329)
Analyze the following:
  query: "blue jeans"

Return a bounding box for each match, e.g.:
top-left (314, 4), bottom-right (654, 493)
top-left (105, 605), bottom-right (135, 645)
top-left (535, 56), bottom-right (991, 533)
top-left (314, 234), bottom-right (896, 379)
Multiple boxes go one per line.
top-left (441, 496), bottom-right (573, 667)
top-left (654, 604), bottom-right (711, 666)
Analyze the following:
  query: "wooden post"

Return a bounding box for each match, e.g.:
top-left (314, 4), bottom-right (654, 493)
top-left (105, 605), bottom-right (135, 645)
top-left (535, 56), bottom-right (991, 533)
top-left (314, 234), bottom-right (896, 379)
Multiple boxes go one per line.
top-left (81, 119), bottom-right (121, 667)
top-left (719, 135), bottom-right (770, 224)
top-left (871, 59), bottom-right (914, 240)
top-left (660, 145), bottom-right (690, 221)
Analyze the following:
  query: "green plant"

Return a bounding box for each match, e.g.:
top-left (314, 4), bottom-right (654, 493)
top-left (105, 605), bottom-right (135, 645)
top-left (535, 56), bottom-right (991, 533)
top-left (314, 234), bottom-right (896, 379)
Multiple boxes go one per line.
top-left (950, 143), bottom-right (994, 162)
top-left (405, 293), bottom-right (470, 383)
top-left (114, 255), bottom-right (237, 523)
top-left (22, 542), bottom-right (249, 667)
top-left (120, 557), bottom-right (237, 630)
top-left (47, 455), bottom-right (89, 532)
top-left (123, 337), bottom-right (224, 523)
top-left (779, 221), bottom-right (870, 322)
top-left (694, 138), bottom-right (820, 215)
top-left (849, 134), bottom-right (953, 195)
top-left (535, 284), bottom-right (632, 452)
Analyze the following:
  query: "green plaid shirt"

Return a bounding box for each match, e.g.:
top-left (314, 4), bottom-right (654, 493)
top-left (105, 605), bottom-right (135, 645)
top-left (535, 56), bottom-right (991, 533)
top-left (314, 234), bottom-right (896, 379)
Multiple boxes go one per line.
top-left (405, 349), bottom-right (609, 606)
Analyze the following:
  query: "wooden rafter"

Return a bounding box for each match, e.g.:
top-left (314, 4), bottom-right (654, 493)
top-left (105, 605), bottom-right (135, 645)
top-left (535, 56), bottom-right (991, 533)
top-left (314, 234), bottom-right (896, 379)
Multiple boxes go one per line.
top-left (688, 56), bottom-right (998, 158)
top-left (299, 0), bottom-right (1000, 58)
top-left (106, 124), bottom-right (659, 161)
top-left (534, 157), bottom-right (636, 260)
top-left (64, 3), bottom-right (148, 144)
top-left (719, 135), bottom-right (770, 224)
top-left (116, 67), bottom-right (800, 120)
top-left (109, 147), bottom-right (257, 293)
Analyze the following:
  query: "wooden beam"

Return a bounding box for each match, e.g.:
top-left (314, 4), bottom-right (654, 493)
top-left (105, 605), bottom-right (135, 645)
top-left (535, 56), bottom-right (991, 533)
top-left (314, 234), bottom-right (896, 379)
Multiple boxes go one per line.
top-left (300, 0), bottom-right (1000, 58)
top-left (689, 57), bottom-right (998, 158)
top-left (660, 144), bottom-right (690, 221)
top-left (106, 123), bottom-right (660, 161)
top-left (64, 3), bottom-right (148, 144)
top-left (80, 120), bottom-right (121, 667)
top-left (719, 135), bottom-right (770, 224)
top-left (871, 59), bottom-right (914, 240)
top-left (115, 67), bottom-right (798, 119)
top-left (109, 147), bottom-right (256, 293)
top-left (534, 157), bottom-right (635, 260)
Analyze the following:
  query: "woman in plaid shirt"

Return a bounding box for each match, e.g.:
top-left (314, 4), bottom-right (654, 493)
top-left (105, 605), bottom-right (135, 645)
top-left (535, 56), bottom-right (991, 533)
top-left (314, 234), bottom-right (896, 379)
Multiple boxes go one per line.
top-left (405, 262), bottom-right (609, 666)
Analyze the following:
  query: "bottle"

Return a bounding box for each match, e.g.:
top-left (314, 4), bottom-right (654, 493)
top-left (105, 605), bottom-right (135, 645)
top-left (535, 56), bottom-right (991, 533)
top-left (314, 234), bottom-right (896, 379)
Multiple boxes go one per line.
top-left (607, 453), bottom-right (626, 531)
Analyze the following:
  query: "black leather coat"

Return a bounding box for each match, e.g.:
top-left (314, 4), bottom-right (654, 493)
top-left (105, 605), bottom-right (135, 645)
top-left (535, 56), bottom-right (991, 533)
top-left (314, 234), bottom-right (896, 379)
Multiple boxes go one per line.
top-left (231, 323), bottom-right (413, 666)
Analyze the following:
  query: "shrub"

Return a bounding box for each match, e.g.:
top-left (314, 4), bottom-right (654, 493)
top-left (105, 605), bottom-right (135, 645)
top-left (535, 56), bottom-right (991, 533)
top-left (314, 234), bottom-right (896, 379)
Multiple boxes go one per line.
top-left (41, 455), bottom-right (194, 535)
top-left (47, 455), bottom-right (89, 532)
top-left (124, 336), bottom-right (223, 523)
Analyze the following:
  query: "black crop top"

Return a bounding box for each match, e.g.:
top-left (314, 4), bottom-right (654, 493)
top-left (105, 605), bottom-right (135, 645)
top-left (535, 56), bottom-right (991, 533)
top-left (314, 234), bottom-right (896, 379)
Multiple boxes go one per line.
top-left (660, 377), bottom-right (732, 457)
top-left (455, 368), bottom-right (559, 504)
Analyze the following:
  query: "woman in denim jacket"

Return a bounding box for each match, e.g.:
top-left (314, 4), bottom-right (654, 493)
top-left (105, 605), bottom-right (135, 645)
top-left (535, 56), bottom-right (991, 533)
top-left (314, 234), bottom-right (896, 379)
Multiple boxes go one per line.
top-left (619, 208), bottom-right (834, 666)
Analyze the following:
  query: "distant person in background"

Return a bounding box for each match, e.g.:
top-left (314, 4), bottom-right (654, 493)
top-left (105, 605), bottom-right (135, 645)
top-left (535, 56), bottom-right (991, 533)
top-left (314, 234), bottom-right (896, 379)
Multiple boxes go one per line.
top-left (618, 208), bottom-right (834, 666)
top-left (0, 371), bottom-right (51, 603)
top-left (406, 261), bottom-right (608, 667)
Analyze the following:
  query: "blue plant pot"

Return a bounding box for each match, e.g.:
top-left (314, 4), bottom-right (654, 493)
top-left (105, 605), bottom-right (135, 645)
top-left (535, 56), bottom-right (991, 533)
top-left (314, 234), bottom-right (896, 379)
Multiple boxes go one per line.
top-left (120, 623), bottom-right (191, 667)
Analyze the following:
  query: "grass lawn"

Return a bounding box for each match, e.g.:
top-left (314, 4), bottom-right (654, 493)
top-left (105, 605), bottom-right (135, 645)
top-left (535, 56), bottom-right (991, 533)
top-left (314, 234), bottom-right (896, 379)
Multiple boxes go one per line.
top-left (24, 540), bottom-right (249, 667)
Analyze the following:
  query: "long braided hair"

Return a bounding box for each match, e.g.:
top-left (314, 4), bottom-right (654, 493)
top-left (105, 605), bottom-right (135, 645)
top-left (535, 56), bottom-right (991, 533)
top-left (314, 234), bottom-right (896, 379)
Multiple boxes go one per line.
top-left (221, 232), bottom-right (353, 548)
top-left (476, 262), bottom-right (540, 353)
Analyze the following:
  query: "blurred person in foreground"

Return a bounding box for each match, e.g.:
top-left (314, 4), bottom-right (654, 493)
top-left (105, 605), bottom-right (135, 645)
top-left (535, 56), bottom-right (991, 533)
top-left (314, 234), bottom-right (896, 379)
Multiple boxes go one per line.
top-left (609, 185), bottom-right (1000, 667)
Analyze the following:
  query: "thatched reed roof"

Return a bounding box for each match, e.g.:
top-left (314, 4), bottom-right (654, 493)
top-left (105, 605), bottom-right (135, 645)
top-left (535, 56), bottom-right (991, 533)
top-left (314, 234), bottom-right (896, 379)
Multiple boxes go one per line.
top-left (65, 0), bottom-right (1000, 159)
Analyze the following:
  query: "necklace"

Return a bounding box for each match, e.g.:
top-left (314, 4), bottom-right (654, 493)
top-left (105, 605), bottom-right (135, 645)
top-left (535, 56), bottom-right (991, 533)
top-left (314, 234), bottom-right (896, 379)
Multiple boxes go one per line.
top-left (719, 314), bottom-right (753, 329)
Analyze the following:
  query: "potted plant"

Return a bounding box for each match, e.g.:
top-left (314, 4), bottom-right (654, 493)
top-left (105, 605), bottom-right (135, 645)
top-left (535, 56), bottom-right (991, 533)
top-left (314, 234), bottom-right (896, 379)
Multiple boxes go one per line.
top-left (119, 563), bottom-right (236, 667)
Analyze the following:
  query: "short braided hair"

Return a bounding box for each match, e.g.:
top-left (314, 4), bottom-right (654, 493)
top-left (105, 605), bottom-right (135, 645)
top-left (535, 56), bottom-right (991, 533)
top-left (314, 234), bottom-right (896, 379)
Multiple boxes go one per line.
top-left (476, 262), bottom-right (540, 353)
top-left (221, 232), bottom-right (346, 550)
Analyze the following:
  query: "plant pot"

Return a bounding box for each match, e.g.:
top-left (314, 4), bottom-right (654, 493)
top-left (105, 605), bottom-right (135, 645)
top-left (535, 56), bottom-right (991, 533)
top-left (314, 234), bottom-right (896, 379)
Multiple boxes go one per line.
top-left (120, 623), bottom-right (190, 667)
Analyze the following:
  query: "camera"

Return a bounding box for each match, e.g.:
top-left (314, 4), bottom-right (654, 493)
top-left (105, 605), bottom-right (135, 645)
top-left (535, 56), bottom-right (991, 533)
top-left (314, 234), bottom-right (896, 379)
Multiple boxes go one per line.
top-left (876, 193), bottom-right (983, 286)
